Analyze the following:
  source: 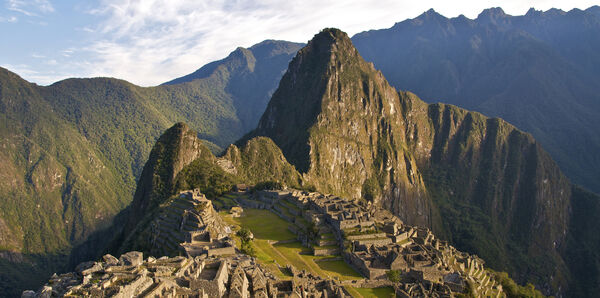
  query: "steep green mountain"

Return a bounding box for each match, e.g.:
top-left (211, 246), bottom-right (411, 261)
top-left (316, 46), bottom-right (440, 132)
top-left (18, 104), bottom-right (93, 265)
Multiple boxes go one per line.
top-left (351, 6), bottom-right (600, 195)
top-left (164, 40), bottom-right (304, 131)
top-left (0, 68), bottom-right (131, 296)
top-left (245, 28), bottom-right (597, 295)
top-left (116, 123), bottom-right (301, 255)
top-left (0, 39), bottom-right (301, 296)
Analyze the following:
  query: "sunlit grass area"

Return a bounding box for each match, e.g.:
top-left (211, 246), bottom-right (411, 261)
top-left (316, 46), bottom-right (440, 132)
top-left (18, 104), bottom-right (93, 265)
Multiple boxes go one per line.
top-left (351, 286), bottom-right (396, 297)
top-left (221, 207), bottom-right (362, 281)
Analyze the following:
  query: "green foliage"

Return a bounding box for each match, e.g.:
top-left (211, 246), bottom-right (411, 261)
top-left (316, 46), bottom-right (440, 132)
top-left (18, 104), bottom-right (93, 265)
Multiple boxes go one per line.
top-left (0, 38), bottom-right (302, 294)
top-left (386, 270), bottom-right (401, 282)
top-left (236, 227), bottom-right (253, 243)
top-left (492, 271), bottom-right (545, 298)
top-left (254, 181), bottom-right (283, 191)
top-left (174, 159), bottom-right (235, 198)
top-left (362, 176), bottom-right (381, 201)
top-left (240, 241), bottom-right (256, 257)
top-left (237, 227), bottom-right (257, 257)
top-left (456, 281), bottom-right (476, 298)
top-left (226, 137), bottom-right (302, 187)
top-left (564, 186), bottom-right (600, 297)
top-left (0, 41), bottom-right (300, 295)
top-left (300, 184), bottom-right (317, 192)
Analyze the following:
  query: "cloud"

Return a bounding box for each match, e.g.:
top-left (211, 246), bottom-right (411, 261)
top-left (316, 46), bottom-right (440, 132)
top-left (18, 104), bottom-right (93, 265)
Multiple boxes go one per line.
top-left (6, 0), bottom-right (55, 17)
top-left (79, 0), bottom-right (599, 86)
top-left (0, 63), bottom-right (61, 84)
top-left (0, 15), bottom-right (18, 22)
top-left (61, 49), bottom-right (74, 57)
top-left (83, 0), bottom-right (426, 86)
top-left (6, 0), bottom-right (598, 86)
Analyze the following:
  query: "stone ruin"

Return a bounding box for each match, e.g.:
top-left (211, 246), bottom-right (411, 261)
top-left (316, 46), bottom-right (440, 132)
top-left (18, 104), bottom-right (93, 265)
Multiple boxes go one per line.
top-left (25, 187), bottom-right (507, 297)
top-left (238, 188), bottom-right (505, 297)
top-left (23, 252), bottom-right (351, 298)
top-left (150, 189), bottom-right (236, 258)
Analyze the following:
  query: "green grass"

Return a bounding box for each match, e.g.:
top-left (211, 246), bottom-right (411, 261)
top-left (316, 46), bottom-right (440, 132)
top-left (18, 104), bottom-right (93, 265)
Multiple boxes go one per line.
top-left (233, 209), bottom-right (296, 241)
top-left (282, 200), bottom-right (301, 212)
top-left (313, 245), bottom-right (339, 250)
top-left (352, 287), bottom-right (395, 297)
top-left (295, 216), bottom-right (310, 228)
top-left (274, 242), bottom-right (313, 272)
top-left (311, 259), bottom-right (362, 280)
top-left (321, 232), bottom-right (335, 240)
top-left (275, 203), bottom-right (294, 219)
top-left (226, 208), bottom-right (362, 281)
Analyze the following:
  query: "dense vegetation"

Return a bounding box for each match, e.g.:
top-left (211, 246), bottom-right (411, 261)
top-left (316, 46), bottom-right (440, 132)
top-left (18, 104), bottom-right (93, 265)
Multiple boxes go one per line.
top-left (0, 39), bottom-right (301, 296)
top-left (174, 159), bottom-right (236, 198)
top-left (253, 181), bottom-right (284, 191)
top-left (491, 271), bottom-right (545, 298)
top-left (352, 6), bottom-right (600, 195)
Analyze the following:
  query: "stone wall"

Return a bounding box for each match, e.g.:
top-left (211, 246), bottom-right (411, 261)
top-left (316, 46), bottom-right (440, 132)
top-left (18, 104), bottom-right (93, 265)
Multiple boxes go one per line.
top-left (346, 233), bottom-right (387, 241)
top-left (113, 271), bottom-right (153, 298)
top-left (355, 238), bottom-right (392, 246)
top-left (207, 246), bottom-right (235, 257)
top-left (313, 248), bottom-right (339, 256)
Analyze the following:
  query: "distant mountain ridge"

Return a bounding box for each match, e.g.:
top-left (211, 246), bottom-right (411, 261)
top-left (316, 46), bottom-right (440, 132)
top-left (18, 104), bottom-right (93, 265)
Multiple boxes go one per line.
top-left (352, 6), bottom-right (600, 195)
top-left (164, 40), bottom-right (304, 132)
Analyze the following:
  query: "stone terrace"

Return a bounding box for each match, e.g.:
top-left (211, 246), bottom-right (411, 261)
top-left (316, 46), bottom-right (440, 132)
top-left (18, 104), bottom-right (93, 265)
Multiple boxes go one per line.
top-left (24, 252), bottom-right (351, 298)
top-left (240, 189), bottom-right (505, 297)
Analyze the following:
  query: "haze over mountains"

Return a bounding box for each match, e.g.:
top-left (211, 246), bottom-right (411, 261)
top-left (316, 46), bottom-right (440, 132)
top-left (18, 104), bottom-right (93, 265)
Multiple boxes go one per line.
top-left (0, 5), bottom-right (599, 298)
top-left (353, 6), bottom-right (600, 195)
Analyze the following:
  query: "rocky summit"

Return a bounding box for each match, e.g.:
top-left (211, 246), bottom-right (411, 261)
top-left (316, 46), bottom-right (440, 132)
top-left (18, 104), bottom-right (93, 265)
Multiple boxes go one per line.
top-left (247, 28), bottom-right (578, 294)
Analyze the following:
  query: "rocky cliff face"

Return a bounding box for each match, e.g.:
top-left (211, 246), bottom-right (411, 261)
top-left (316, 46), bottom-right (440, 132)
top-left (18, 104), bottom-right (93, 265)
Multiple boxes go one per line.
top-left (249, 29), bottom-right (430, 227)
top-left (352, 7), bottom-right (600, 196)
top-left (248, 28), bottom-right (573, 293)
top-left (119, 123), bottom-right (216, 248)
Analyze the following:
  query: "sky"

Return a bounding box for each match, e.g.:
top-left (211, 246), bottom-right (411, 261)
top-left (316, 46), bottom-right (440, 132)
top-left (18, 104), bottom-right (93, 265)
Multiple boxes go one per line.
top-left (0, 0), bottom-right (598, 86)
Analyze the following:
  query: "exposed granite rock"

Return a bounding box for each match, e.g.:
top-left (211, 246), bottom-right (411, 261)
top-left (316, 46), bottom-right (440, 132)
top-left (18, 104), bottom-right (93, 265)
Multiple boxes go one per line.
top-left (118, 251), bottom-right (143, 267)
top-left (102, 254), bottom-right (119, 266)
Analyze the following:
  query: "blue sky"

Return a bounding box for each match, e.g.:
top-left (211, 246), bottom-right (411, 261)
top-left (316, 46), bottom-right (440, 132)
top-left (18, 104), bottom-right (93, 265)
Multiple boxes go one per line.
top-left (1, 0), bottom-right (598, 86)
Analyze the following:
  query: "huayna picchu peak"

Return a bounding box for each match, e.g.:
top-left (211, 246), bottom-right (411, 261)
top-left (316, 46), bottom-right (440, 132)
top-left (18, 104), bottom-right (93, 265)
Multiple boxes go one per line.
top-left (244, 28), bottom-right (577, 294)
top-left (8, 7), bottom-right (600, 298)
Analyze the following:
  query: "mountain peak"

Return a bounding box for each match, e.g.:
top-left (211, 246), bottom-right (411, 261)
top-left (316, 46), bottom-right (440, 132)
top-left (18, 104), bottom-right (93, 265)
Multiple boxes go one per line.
top-left (525, 7), bottom-right (541, 16)
top-left (417, 8), bottom-right (445, 20)
top-left (249, 28), bottom-right (378, 173)
top-left (477, 7), bottom-right (508, 23)
top-left (304, 28), bottom-right (353, 54)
